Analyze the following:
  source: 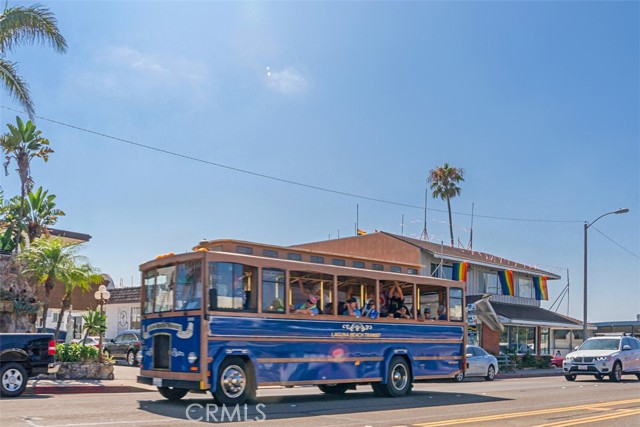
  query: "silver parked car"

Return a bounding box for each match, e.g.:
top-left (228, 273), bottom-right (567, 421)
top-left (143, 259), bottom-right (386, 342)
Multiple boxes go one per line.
top-left (455, 345), bottom-right (499, 381)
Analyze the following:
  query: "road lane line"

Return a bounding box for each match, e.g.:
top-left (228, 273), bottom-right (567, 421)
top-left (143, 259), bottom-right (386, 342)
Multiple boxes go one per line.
top-left (534, 408), bottom-right (640, 427)
top-left (413, 399), bottom-right (640, 427)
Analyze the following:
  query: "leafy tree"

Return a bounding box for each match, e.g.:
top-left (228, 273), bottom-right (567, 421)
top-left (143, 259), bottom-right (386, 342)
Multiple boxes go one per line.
top-left (81, 308), bottom-right (106, 343)
top-left (0, 3), bottom-right (67, 118)
top-left (16, 237), bottom-right (83, 330)
top-left (5, 186), bottom-right (65, 245)
top-left (428, 163), bottom-right (465, 246)
top-left (54, 264), bottom-right (103, 341)
top-left (1, 117), bottom-right (54, 250)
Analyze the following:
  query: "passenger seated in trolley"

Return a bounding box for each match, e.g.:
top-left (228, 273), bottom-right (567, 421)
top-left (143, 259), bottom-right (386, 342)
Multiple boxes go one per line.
top-left (437, 304), bottom-right (447, 320)
top-left (342, 297), bottom-right (361, 317)
top-left (294, 296), bottom-right (319, 315)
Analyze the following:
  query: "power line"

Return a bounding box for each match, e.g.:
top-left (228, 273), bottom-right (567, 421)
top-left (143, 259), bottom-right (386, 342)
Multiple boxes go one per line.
top-left (0, 105), bottom-right (589, 225)
top-left (592, 226), bottom-right (639, 259)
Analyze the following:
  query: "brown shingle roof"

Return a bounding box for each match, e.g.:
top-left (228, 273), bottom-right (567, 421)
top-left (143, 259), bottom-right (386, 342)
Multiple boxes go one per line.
top-left (384, 232), bottom-right (560, 279)
top-left (107, 287), bottom-right (141, 304)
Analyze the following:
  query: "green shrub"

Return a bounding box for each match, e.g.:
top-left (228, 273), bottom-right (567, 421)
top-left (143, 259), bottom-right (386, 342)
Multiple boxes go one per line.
top-left (55, 343), bottom-right (99, 362)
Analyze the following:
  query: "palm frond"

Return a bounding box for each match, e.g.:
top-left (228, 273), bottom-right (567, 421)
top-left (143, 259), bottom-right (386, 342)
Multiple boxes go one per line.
top-left (0, 4), bottom-right (67, 54)
top-left (0, 58), bottom-right (33, 118)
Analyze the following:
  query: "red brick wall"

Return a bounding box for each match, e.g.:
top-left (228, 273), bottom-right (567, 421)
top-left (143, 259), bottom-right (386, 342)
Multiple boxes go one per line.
top-left (481, 324), bottom-right (501, 355)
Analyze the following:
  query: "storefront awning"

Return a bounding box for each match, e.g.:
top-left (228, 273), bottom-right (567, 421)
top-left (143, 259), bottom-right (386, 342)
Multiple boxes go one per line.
top-left (471, 295), bottom-right (503, 332)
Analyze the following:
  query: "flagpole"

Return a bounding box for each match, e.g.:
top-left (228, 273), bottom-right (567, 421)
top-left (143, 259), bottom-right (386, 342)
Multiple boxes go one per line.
top-left (356, 204), bottom-right (359, 236)
top-left (469, 202), bottom-right (474, 250)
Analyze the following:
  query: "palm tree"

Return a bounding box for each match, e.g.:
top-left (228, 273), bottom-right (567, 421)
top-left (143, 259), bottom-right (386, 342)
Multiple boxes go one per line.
top-left (11, 186), bottom-right (64, 245)
top-left (54, 265), bottom-right (103, 341)
top-left (428, 163), bottom-right (465, 246)
top-left (81, 309), bottom-right (106, 343)
top-left (0, 3), bottom-right (67, 118)
top-left (16, 237), bottom-right (82, 330)
top-left (1, 117), bottom-right (54, 250)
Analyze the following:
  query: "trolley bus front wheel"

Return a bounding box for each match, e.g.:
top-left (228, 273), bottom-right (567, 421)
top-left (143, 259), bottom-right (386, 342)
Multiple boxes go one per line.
top-left (373, 356), bottom-right (412, 397)
top-left (157, 386), bottom-right (189, 401)
top-left (213, 356), bottom-right (256, 405)
top-left (318, 384), bottom-right (349, 395)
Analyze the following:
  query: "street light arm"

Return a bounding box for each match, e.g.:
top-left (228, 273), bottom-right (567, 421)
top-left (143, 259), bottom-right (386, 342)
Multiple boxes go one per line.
top-left (586, 208), bottom-right (629, 229)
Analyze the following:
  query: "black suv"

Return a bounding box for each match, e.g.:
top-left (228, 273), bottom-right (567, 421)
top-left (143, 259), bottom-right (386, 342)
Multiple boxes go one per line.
top-left (103, 330), bottom-right (141, 366)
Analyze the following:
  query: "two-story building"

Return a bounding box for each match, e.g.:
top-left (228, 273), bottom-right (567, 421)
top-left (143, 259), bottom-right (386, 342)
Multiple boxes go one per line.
top-left (292, 231), bottom-right (586, 356)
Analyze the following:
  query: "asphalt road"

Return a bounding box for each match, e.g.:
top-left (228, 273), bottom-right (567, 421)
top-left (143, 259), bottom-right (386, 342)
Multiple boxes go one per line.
top-left (2, 374), bottom-right (639, 427)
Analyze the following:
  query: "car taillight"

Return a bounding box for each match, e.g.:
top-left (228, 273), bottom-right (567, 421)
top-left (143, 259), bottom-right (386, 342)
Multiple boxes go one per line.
top-left (48, 339), bottom-right (56, 356)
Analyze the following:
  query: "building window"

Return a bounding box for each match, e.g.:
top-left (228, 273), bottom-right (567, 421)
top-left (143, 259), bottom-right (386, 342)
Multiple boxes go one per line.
top-left (236, 246), bottom-right (253, 255)
top-left (479, 271), bottom-right (499, 294)
top-left (332, 259), bottom-right (346, 266)
top-left (430, 263), bottom-right (452, 279)
top-left (352, 261), bottom-right (365, 268)
top-left (372, 264), bottom-right (384, 271)
top-left (262, 249), bottom-right (278, 258)
top-left (310, 256), bottom-right (324, 264)
top-left (52, 312), bottom-right (59, 322)
top-left (500, 325), bottom-right (536, 354)
top-left (390, 266), bottom-right (402, 273)
top-left (130, 307), bottom-right (141, 329)
top-left (287, 253), bottom-right (302, 261)
top-left (540, 327), bottom-right (550, 355)
top-left (407, 268), bottom-right (418, 275)
top-left (517, 277), bottom-right (534, 298)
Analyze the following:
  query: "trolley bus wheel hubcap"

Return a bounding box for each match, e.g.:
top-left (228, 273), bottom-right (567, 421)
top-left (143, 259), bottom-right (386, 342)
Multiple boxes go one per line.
top-left (221, 365), bottom-right (246, 398)
top-left (392, 365), bottom-right (408, 390)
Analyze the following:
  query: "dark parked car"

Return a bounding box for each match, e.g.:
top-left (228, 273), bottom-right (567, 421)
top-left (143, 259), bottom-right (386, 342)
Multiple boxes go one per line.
top-left (36, 327), bottom-right (66, 343)
top-left (103, 330), bottom-right (141, 366)
top-left (0, 333), bottom-right (59, 397)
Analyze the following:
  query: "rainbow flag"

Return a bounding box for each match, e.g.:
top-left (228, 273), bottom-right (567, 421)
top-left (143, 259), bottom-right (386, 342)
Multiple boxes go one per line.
top-left (498, 270), bottom-right (515, 296)
top-left (533, 276), bottom-right (549, 300)
top-left (452, 262), bottom-right (469, 282)
top-left (357, 229), bottom-right (367, 236)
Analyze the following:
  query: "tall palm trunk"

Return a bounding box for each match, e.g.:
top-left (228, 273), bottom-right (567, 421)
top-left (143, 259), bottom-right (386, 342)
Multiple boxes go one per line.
top-left (446, 196), bottom-right (454, 246)
top-left (54, 293), bottom-right (71, 340)
top-left (14, 152), bottom-right (31, 251)
top-left (42, 280), bottom-right (53, 330)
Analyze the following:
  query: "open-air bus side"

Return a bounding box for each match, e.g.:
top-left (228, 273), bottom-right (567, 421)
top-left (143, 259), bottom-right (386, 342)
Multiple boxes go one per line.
top-left (137, 240), bottom-right (466, 404)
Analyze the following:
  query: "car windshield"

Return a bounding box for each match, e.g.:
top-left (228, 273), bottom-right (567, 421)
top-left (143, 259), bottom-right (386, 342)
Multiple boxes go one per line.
top-left (579, 338), bottom-right (620, 351)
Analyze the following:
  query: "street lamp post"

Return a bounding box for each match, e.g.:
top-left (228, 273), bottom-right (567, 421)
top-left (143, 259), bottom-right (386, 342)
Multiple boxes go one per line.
top-left (583, 208), bottom-right (629, 341)
top-left (94, 285), bottom-right (111, 363)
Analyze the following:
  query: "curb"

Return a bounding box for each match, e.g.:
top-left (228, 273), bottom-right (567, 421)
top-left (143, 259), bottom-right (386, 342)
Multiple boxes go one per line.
top-left (27, 384), bottom-right (155, 395)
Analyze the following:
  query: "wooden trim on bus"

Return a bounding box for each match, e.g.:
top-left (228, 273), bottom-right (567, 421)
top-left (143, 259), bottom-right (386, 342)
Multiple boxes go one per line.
top-left (414, 372), bottom-right (461, 381)
top-left (140, 370), bottom-right (204, 380)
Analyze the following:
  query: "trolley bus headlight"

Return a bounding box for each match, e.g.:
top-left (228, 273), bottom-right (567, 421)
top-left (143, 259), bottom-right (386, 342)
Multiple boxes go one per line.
top-left (188, 352), bottom-right (198, 364)
top-left (136, 351), bottom-right (143, 364)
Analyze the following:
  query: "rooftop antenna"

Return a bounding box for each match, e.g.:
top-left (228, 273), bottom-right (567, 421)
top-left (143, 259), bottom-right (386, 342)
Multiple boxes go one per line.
top-left (421, 187), bottom-right (429, 241)
top-left (469, 202), bottom-right (475, 251)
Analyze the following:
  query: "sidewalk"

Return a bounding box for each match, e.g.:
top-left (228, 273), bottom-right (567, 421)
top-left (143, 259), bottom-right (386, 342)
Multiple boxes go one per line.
top-left (26, 367), bottom-right (564, 395)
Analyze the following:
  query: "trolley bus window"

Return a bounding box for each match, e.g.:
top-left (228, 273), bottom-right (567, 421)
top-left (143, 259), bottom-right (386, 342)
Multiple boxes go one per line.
top-left (144, 266), bottom-right (175, 313)
top-left (449, 287), bottom-right (464, 322)
top-left (175, 261), bottom-right (202, 310)
top-left (262, 268), bottom-right (285, 313)
top-left (208, 262), bottom-right (258, 312)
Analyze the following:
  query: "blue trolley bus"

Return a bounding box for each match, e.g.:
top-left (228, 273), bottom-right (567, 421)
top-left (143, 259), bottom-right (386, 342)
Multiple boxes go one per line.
top-left (137, 239), bottom-right (466, 404)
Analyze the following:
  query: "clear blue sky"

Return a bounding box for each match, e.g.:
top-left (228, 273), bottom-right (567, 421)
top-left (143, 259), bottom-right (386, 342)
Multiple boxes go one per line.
top-left (1, 1), bottom-right (638, 322)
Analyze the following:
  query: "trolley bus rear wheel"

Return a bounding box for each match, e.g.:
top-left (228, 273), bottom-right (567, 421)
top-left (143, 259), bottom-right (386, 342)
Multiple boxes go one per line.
top-left (213, 357), bottom-right (255, 405)
top-left (157, 386), bottom-right (189, 401)
top-left (380, 356), bottom-right (412, 397)
top-left (318, 384), bottom-right (348, 395)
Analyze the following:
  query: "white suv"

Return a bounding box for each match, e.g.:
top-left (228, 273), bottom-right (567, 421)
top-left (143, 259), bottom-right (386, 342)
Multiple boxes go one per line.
top-left (563, 335), bottom-right (640, 382)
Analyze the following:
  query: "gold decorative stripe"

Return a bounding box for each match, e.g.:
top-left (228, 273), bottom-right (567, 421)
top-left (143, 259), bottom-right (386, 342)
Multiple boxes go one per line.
top-left (208, 336), bottom-right (462, 344)
top-left (260, 377), bottom-right (382, 387)
top-left (414, 356), bottom-right (464, 361)
top-left (257, 357), bottom-right (384, 364)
